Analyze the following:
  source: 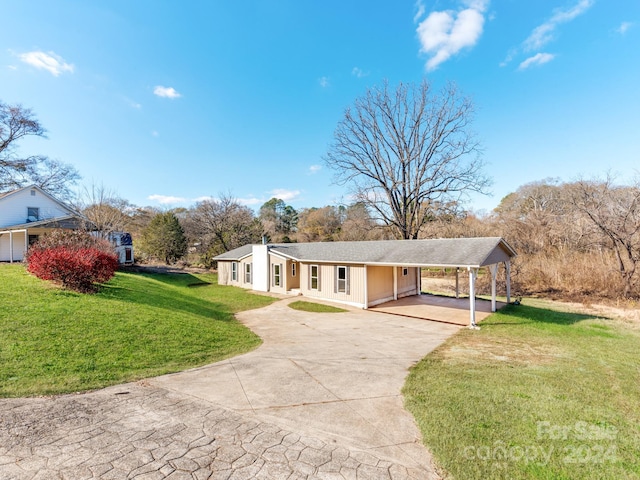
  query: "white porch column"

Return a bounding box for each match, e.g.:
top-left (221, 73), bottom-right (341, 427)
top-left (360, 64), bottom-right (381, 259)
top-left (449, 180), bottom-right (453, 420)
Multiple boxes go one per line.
top-left (24, 228), bottom-right (28, 256)
top-left (393, 266), bottom-right (398, 300)
top-left (505, 260), bottom-right (511, 303)
top-left (416, 267), bottom-right (421, 295)
top-left (363, 265), bottom-right (369, 309)
top-left (489, 264), bottom-right (498, 312)
top-left (455, 267), bottom-right (460, 299)
top-left (468, 267), bottom-right (479, 329)
top-left (9, 231), bottom-right (13, 263)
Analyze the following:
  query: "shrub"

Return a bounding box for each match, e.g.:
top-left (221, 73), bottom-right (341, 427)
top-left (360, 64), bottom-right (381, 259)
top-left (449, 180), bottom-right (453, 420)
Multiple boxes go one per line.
top-left (26, 230), bottom-right (119, 293)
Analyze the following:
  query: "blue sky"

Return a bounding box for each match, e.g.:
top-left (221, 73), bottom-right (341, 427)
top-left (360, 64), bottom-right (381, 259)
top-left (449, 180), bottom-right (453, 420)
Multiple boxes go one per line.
top-left (1, 0), bottom-right (638, 213)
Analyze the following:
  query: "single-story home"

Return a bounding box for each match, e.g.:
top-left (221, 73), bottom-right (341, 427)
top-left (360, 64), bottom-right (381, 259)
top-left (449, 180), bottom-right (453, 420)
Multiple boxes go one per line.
top-left (0, 184), bottom-right (133, 264)
top-left (214, 237), bottom-right (516, 328)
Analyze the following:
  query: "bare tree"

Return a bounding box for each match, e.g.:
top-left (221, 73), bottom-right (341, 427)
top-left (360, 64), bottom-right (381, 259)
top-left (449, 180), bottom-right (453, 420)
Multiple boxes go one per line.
top-left (78, 183), bottom-right (132, 238)
top-left (325, 80), bottom-right (489, 239)
top-left (336, 202), bottom-right (387, 241)
top-left (0, 101), bottom-right (80, 199)
top-left (184, 193), bottom-right (262, 266)
top-left (570, 176), bottom-right (640, 298)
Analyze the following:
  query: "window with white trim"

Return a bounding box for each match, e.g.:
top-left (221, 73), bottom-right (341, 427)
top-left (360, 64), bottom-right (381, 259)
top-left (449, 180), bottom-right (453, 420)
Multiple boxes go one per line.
top-left (273, 263), bottom-right (282, 287)
top-left (402, 267), bottom-right (409, 276)
top-left (336, 265), bottom-right (349, 294)
top-left (245, 263), bottom-right (252, 283)
top-left (27, 207), bottom-right (39, 222)
top-left (310, 265), bottom-right (319, 290)
top-left (231, 262), bottom-right (238, 281)
top-left (291, 262), bottom-right (296, 277)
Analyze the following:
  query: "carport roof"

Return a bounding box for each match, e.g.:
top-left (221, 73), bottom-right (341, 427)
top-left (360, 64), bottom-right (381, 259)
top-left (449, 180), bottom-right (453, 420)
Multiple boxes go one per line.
top-left (215, 237), bottom-right (516, 268)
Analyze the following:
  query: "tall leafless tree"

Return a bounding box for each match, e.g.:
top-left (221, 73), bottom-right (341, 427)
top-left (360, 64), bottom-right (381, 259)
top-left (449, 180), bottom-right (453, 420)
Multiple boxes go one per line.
top-left (184, 193), bottom-right (262, 266)
top-left (78, 183), bottom-right (132, 238)
top-left (570, 176), bottom-right (640, 298)
top-left (1, 101), bottom-right (80, 199)
top-left (325, 80), bottom-right (489, 239)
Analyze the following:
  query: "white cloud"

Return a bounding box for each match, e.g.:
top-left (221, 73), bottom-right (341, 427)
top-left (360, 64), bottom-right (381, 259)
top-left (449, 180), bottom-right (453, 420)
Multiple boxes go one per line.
top-left (416, 1), bottom-right (488, 71)
top-left (318, 76), bottom-right (330, 88)
top-left (7, 65), bottom-right (17, 70)
top-left (19, 51), bottom-right (74, 76)
top-left (351, 67), bottom-right (369, 78)
top-left (309, 165), bottom-right (321, 174)
top-left (413, 0), bottom-right (426, 24)
top-left (617, 21), bottom-right (633, 35)
top-left (153, 85), bottom-right (182, 98)
top-left (524, 0), bottom-right (594, 51)
top-left (148, 194), bottom-right (187, 205)
top-left (269, 189), bottom-right (300, 201)
top-left (237, 197), bottom-right (263, 206)
top-left (518, 52), bottom-right (555, 70)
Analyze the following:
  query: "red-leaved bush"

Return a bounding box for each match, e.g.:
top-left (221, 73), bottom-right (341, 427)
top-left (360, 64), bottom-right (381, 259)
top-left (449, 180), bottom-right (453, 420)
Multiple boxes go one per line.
top-left (26, 230), bottom-right (119, 293)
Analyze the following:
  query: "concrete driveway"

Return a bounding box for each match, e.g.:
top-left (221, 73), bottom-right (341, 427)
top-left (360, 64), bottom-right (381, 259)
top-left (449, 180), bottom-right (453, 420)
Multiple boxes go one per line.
top-left (0, 297), bottom-right (459, 479)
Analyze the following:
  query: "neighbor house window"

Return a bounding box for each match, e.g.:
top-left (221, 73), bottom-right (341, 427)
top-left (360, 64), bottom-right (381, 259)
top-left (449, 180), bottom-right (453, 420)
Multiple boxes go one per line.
top-left (245, 263), bottom-right (252, 283)
top-left (291, 262), bottom-right (296, 277)
top-left (231, 262), bottom-right (238, 281)
top-left (27, 207), bottom-right (39, 222)
top-left (310, 265), bottom-right (319, 290)
top-left (402, 267), bottom-right (409, 276)
top-left (273, 263), bottom-right (282, 287)
top-left (28, 235), bottom-right (39, 246)
top-left (336, 266), bottom-right (349, 294)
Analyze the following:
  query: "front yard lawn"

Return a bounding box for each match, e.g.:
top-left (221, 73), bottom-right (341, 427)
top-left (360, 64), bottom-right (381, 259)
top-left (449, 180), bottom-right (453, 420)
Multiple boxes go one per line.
top-left (404, 299), bottom-right (640, 479)
top-left (0, 264), bottom-right (275, 397)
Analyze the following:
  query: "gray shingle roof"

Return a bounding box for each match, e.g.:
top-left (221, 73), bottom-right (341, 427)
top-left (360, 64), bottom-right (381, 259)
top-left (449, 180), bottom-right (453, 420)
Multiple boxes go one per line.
top-left (214, 237), bottom-right (516, 268)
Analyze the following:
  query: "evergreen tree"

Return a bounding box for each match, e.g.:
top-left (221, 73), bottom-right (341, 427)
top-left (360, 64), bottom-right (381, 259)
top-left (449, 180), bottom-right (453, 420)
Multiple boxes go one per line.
top-left (139, 211), bottom-right (188, 264)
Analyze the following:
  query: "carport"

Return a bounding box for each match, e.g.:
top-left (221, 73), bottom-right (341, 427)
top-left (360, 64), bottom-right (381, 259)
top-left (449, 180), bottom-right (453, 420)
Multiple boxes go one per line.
top-left (361, 237), bottom-right (517, 329)
top-left (371, 294), bottom-right (504, 326)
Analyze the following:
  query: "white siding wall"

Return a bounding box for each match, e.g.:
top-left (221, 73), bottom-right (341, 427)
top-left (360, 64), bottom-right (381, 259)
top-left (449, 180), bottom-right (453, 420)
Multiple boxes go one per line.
top-left (0, 231), bottom-right (26, 261)
top-left (0, 188), bottom-right (71, 228)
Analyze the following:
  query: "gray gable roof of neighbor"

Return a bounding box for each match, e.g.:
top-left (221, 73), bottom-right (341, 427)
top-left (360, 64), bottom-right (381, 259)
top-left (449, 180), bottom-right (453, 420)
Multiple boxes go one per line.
top-left (215, 237), bottom-right (516, 268)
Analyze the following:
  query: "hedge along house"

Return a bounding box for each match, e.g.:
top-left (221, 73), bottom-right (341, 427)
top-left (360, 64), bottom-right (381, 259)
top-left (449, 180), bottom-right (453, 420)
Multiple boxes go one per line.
top-left (214, 237), bottom-right (516, 328)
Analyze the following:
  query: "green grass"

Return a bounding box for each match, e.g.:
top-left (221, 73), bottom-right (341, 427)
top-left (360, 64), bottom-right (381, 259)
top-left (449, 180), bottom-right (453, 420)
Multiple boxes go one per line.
top-left (0, 264), bottom-right (276, 397)
top-left (403, 299), bottom-right (640, 479)
top-left (288, 300), bottom-right (347, 313)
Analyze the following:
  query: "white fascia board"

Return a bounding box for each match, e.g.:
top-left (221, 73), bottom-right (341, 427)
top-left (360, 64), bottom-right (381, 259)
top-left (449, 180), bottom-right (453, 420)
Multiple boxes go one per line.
top-left (296, 259), bottom-right (482, 269)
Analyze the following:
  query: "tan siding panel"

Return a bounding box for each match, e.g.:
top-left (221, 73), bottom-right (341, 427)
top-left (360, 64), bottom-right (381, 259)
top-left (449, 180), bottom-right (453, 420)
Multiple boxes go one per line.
top-left (482, 244), bottom-right (512, 266)
top-left (367, 266), bottom-right (394, 304)
top-left (299, 263), bottom-right (365, 306)
top-left (397, 267), bottom-right (419, 296)
top-left (268, 253), bottom-right (287, 293)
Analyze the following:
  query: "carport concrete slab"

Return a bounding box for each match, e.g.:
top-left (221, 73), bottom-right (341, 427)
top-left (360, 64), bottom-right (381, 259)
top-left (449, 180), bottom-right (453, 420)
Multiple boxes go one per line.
top-left (372, 293), bottom-right (504, 325)
top-left (152, 297), bottom-right (459, 475)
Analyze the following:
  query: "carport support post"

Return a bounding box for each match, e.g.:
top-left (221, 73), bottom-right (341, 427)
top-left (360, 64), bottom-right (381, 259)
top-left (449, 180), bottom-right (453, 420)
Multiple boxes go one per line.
top-left (455, 268), bottom-right (460, 299)
top-left (393, 266), bottom-right (398, 300)
top-left (468, 267), bottom-right (479, 329)
top-left (489, 264), bottom-right (498, 312)
top-left (9, 230), bottom-right (13, 263)
top-left (505, 260), bottom-right (511, 303)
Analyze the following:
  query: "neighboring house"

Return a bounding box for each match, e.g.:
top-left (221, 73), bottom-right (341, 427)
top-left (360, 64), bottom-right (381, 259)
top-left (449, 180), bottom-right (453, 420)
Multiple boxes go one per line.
top-left (108, 232), bottom-right (134, 265)
top-left (0, 185), bottom-right (87, 262)
top-left (214, 237), bottom-right (516, 327)
top-left (0, 184), bottom-right (134, 264)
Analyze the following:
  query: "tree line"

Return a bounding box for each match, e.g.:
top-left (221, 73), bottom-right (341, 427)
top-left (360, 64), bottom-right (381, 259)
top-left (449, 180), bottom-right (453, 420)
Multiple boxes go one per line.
top-left (3, 80), bottom-right (638, 300)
